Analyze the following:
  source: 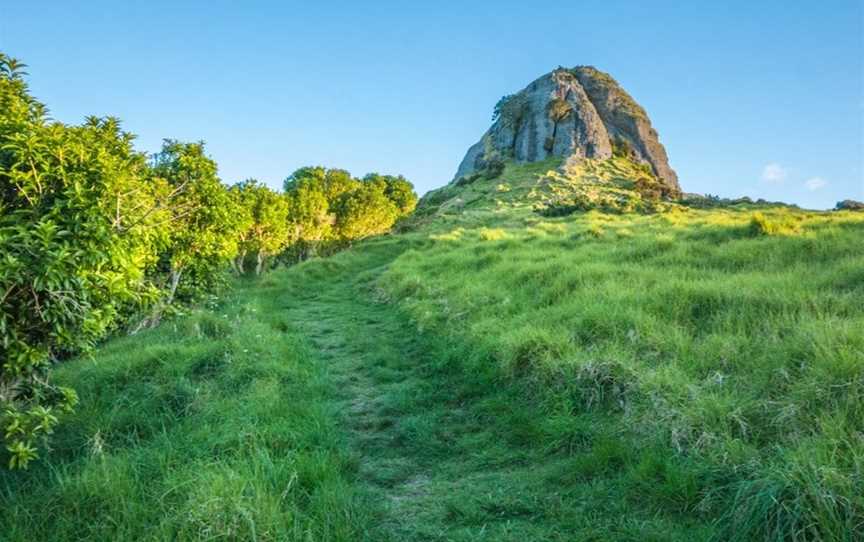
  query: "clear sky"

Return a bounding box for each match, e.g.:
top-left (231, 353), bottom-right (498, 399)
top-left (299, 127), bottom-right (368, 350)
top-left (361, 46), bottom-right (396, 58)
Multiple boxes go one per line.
top-left (2, 1), bottom-right (862, 208)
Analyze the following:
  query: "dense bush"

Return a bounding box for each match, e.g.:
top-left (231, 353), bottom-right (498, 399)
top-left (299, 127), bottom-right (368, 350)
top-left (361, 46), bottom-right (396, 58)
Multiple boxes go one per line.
top-left (365, 173), bottom-right (418, 215)
top-left (333, 180), bottom-right (398, 241)
top-left (453, 157), bottom-right (506, 187)
top-left (0, 54), bottom-right (174, 467)
top-left (0, 54), bottom-right (267, 467)
top-left (492, 93), bottom-right (529, 131)
top-left (481, 157), bottom-right (506, 180)
top-left (680, 193), bottom-right (794, 210)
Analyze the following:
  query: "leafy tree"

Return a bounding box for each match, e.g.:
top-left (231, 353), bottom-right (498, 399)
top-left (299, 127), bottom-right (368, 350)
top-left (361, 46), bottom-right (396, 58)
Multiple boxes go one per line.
top-left (229, 185), bottom-right (255, 274)
top-left (285, 166), bottom-right (358, 202)
top-left (363, 173), bottom-right (418, 215)
top-left (231, 179), bottom-right (292, 274)
top-left (332, 180), bottom-right (398, 242)
top-left (282, 166), bottom-right (364, 250)
top-left (0, 53), bottom-right (171, 467)
top-left (282, 166), bottom-right (324, 192)
top-left (835, 199), bottom-right (864, 211)
top-left (319, 168), bottom-right (359, 202)
top-left (283, 167), bottom-right (419, 255)
top-left (137, 140), bottom-right (242, 327)
top-left (282, 167), bottom-right (337, 258)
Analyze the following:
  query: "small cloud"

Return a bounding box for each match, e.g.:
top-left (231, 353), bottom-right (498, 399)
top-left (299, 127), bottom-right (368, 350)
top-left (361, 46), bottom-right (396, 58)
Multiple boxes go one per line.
top-left (805, 177), bottom-right (827, 191)
top-left (761, 163), bottom-right (787, 183)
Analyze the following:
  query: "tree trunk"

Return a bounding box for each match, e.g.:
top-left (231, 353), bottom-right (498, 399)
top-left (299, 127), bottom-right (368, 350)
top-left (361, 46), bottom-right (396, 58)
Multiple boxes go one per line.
top-left (165, 268), bottom-right (182, 307)
top-left (234, 250), bottom-right (246, 275)
top-left (255, 251), bottom-right (265, 275)
top-left (231, 250), bottom-right (246, 275)
top-left (129, 267), bottom-right (182, 334)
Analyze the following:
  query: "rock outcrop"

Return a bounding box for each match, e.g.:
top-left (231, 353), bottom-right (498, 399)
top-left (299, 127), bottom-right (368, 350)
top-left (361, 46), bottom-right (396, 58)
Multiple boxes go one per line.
top-left (454, 66), bottom-right (680, 194)
top-left (835, 199), bottom-right (864, 211)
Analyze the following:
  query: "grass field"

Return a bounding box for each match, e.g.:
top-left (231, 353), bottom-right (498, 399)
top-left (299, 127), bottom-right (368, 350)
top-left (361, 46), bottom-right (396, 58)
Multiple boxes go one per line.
top-left (0, 278), bottom-right (375, 540)
top-left (2, 161), bottom-right (862, 540)
top-left (386, 161), bottom-right (864, 539)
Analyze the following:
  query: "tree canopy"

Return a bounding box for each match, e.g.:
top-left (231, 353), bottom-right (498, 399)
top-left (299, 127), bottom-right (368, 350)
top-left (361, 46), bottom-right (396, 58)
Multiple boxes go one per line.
top-left (231, 179), bottom-right (292, 274)
top-left (282, 166), bottom-right (417, 256)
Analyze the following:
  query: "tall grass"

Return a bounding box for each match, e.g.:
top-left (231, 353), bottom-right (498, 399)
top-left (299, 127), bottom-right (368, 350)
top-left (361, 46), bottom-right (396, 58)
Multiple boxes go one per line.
top-left (0, 278), bottom-right (374, 541)
top-left (2, 153), bottom-right (861, 540)
top-left (382, 205), bottom-right (864, 540)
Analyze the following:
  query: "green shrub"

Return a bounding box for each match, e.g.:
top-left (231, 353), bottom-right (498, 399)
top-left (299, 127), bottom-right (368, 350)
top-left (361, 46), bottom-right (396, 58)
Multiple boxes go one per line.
top-left (612, 137), bottom-right (636, 159)
top-left (230, 179), bottom-right (292, 275)
top-left (0, 54), bottom-right (175, 467)
top-left (548, 97), bottom-right (573, 122)
top-left (492, 93), bottom-right (528, 127)
top-left (0, 54), bottom-right (258, 468)
top-left (482, 157), bottom-right (506, 180)
top-left (282, 167), bottom-right (418, 256)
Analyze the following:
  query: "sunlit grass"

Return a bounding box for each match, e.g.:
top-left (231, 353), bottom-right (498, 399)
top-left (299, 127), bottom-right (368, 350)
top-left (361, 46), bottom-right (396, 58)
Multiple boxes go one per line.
top-left (382, 204), bottom-right (864, 540)
top-left (2, 157), bottom-right (861, 540)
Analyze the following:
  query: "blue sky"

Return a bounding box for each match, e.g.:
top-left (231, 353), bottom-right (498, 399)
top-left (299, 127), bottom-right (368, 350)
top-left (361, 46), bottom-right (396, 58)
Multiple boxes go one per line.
top-left (2, 1), bottom-right (862, 208)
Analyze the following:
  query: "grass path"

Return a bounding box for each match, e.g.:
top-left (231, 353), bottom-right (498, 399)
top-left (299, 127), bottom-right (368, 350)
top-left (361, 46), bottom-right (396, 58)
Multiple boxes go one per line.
top-left (285, 245), bottom-right (453, 539)
top-left (283, 243), bottom-right (549, 540)
top-left (0, 237), bottom-right (720, 541)
top-left (286, 276), bottom-right (437, 537)
top-left (4, 207), bottom-right (860, 541)
top-left (281, 240), bottom-right (708, 541)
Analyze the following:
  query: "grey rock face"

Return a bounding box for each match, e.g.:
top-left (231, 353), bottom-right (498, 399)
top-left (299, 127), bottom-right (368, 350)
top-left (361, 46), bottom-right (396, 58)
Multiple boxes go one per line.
top-left (454, 67), bottom-right (680, 193)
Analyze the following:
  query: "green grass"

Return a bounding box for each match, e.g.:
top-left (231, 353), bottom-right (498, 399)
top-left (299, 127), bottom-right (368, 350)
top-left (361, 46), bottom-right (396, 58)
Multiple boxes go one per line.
top-left (382, 196), bottom-right (864, 540)
top-left (2, 159), bottom-right (862, 540)
top-left (0, 279), bottom-right (375, 541)
top-left (280, 239), bottom-right (713, 540)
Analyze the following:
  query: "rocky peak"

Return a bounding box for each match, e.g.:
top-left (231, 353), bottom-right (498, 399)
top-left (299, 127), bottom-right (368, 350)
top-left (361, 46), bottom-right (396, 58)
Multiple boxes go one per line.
top-left (454, 66), bottom-right (680, 194)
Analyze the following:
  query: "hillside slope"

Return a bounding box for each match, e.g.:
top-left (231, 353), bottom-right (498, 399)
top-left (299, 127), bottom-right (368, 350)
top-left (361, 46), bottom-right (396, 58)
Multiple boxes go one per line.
top-left (387, 164), bottom-right (864, 540)
top-left (2, 160), bottom-right (862, 540)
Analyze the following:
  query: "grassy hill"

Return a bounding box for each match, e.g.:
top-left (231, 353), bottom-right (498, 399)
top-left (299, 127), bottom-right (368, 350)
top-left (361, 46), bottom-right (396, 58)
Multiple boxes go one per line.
top-left (2, 160), bottom-right (862, 541)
